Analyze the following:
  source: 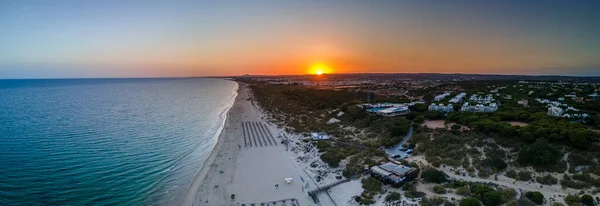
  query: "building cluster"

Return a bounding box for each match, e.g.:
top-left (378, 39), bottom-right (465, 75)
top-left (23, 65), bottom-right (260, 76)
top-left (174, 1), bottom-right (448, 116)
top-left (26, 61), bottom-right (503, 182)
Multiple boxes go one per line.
top-left (434, 92), bottom-right (451, 101)
top-left (370, 162), bottom-right (418, 187)
top-left (360, 103), bottom-right (412, 117)
top-left (449, 92), bottom-right (467, 103)
top-left (537, 98), bottom-right (589, 122)
top-left (428, 103), bottom-right (453, 113)
top-left (461, 102), bottom-right (498, 112)
top-left (469, 94), bottom-right (494, 104)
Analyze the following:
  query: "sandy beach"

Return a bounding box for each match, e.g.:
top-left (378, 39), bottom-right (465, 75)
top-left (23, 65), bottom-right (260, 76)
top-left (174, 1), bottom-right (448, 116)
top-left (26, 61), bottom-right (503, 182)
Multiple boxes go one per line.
top-left (181, 82), bottom-right (318, 206)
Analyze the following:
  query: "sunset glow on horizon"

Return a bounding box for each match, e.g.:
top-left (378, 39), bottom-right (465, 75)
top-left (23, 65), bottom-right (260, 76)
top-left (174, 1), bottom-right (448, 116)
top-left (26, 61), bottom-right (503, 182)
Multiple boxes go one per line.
top-left (1, 1), bottom-right (599, 78)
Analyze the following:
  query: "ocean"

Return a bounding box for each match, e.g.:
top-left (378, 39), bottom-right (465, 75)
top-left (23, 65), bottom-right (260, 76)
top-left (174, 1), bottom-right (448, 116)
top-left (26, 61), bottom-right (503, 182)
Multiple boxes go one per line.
top-left (0, 78), bottom-right (238, 206)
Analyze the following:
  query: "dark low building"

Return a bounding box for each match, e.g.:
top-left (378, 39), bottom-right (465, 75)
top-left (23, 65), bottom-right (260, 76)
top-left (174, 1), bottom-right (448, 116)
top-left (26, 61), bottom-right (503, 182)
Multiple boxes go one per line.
top-left (370, 162), bottom-right (418, 187)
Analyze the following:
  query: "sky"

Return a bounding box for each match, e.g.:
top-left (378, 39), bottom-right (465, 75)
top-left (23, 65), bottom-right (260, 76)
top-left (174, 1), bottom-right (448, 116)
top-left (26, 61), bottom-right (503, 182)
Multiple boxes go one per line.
top-left (0, 0), bottom-right (599, 78)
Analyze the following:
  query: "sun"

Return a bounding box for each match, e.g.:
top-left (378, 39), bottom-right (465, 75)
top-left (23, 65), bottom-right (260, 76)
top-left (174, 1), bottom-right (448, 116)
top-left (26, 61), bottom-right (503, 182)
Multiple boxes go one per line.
top-left (309, 63), bottom-right (332, 75)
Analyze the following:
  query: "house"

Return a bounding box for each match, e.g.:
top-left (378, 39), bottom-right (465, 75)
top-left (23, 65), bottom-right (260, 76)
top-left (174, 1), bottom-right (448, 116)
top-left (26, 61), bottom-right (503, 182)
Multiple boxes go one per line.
top-left (429, 103), bottom-right (453, 112)
top-left (449, 92), bottom-right (466, 103)
top-left (434, 92), bottom-right (451, 101)
top-left (461, 102), bottom-right (498, 112)
top-left (371, 162), bottom-right (418, 187)
top-left (547, 106), bottom-right (563, 117)
top-left (311, 132), bottom-right (330, 140)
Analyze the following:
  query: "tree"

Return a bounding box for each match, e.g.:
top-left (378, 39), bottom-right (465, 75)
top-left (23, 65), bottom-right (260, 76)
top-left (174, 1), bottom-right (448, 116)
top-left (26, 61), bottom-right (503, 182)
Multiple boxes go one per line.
top-left (422, 168), bottom-right (448, 183)
top-left (460, 197), bottom-right (482, 206)
top-left (424, 94), bottom-right (434, 102)
top-left (415, 115), bottom-right (426, 124)
top-left (483, 191), bottom-right (502, 206)
top-left (525, 191), bottom-right (544, 204)
top-left (582, 194), bottom-right (594, 206)
top-left (517, 138), bottom-right (562, 167)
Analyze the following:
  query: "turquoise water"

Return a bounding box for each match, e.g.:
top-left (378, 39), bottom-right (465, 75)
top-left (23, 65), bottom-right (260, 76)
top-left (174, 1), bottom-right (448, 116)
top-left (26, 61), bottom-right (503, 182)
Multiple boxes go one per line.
top-left (0, 78), bottom-right (238, 206)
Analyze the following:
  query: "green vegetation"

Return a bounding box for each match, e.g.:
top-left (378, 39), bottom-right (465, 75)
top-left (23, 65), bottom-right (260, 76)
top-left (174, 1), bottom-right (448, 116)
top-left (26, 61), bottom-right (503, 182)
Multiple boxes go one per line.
top-left (525, 191), bottom-right (544, 205)
top-left (565, 194), bottom-right (582, 206)
top-left (536, 174), bottom-right (558, 185)
top-left (432, 185), bottom-right (446, 194)
top-left (421, 168), bottom-right (448, 183)
top-left (505, 170), bottom-right (517, 179)
top-left (421, 196), bottom-right (446, 206)
top-left (582, 194), bottom-right (595, 206)
top-left (516, 171), bottom-right (533, 181)
top-left (384, 192), bottom-right (401, 202)
top-left (361, 176), bottom-right (382, 194)
top-left (460, 197), bottom-right (482, 206)
top-left (358, 177), bottom-right (383, 205)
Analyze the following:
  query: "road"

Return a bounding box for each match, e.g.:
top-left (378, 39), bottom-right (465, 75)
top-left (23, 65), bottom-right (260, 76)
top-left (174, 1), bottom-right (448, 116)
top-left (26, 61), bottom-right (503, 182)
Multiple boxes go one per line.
top-left (385, 121), bottom-right (414, 157)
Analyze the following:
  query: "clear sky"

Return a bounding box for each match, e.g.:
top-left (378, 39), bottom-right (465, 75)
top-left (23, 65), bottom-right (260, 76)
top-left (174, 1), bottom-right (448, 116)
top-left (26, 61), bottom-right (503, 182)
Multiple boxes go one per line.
top-left (1, 0), bottom-right (599, 78)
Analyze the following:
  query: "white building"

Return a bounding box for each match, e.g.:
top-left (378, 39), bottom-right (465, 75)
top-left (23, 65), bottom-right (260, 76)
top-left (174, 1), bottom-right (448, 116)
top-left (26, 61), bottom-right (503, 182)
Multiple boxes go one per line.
top-left (428, 103), bottom-right (453, 112)
top-left (469, 94), bottom-right (494, 104)
top-left (449, 92), bottom-right (467, 103)
top-left (434, 92), bottom-right (451, 101)
top-left (547, 106), bottom-right (563, 117)
top-left (311, 132), bottom-right (330, 140)
top-left (376, 107), bottom-right (410, 117)
top-left (461, 102), bottom-right (498, 112)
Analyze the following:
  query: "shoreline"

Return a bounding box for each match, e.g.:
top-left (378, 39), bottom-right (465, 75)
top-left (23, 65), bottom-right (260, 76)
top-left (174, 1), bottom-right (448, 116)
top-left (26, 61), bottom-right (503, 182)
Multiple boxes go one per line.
top-left (180, 81), bottom-right (240, 206)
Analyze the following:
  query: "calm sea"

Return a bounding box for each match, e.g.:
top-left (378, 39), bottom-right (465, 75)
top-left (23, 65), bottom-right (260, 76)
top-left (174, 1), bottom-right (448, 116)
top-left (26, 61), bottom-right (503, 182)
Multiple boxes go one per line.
top-left (0, 78), bottom-right (238, 206)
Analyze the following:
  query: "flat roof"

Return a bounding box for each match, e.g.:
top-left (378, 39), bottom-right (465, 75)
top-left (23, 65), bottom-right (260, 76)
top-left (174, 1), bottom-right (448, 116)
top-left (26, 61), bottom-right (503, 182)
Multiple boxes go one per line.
top-left (377, 107), bottom-right (408, 114)
top-left (379, 162), bottom-right (413, 175)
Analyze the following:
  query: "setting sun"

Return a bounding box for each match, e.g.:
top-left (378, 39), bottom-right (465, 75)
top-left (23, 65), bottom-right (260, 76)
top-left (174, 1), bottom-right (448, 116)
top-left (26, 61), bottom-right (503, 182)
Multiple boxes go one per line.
top-left (309, 63), bottom-right (332, 75)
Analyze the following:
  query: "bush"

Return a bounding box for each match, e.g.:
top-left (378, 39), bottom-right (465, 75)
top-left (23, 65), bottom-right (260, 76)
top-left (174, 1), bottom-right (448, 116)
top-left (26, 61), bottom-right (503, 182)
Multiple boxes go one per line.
top-left (499, 188), bottom-right (517, 203)
top-left (422, 168), bottom-right (448, 183)
top-left (525, 191), bottom-right (544, 204)
top-left (460, 197), bottom-right (482, 206)
top-left (385, 192), bottom-right (401, 202)
top-left (361, 177), bottom-right (382, 194)
top-left (320, 150), bottom-right (345, 167)
top-left (564, 194), bottom-right (581, 206)
top-left (582, 194), bottom-right (594, 206)
top-left (506, 170), bottom-right (517, 179)
top-left (517, 198), bottom-right (537, 206)
top-left (456, 186), bottom-right (471, 196)
top-left (536, 174), bottom-right (558, 185)
top-left (432, 185), bottom-right (447, 194)
top-left (552, 203), bottom-right (565, 206)
top-left (517, 171), bottom-right (532, 181)
top-left (483, 191), bottom-right (503, 206)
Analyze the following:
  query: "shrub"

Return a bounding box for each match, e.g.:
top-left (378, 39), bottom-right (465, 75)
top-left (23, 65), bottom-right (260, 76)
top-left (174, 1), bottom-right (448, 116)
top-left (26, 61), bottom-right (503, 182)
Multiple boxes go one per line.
top-left (517, 197), bottom-right (537, 206)
top-left (385, 192), bottom-right (401, 202)
top-left (483, 191), bottom-right (502, 206)
top-left (361, 177), bottom-right (382, 194)
top-left (499, 188), bottom-right (517, 203)
top-left (432, 185), bottom-right (446, 194)
top-left (564, 194), bottom-right (581, 206)
top-left (506, 169), bottom-right (517, 179)
top-left (552, 203), bottom-right (565, 206)
top-left (525, 191), bottom-right (544, 204)
top-left (456, 186), bottom-right (471, 196)
top-left (517, 171), bottom-right (532, 181)
top-left (422, 168), bottom-right (448, 183)
top-left (460, 197), bottom-right (482, 206)
top-left (582, 194), bottom-right (594, 206)
top-left (536, 174), bottom-right (558, 185)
